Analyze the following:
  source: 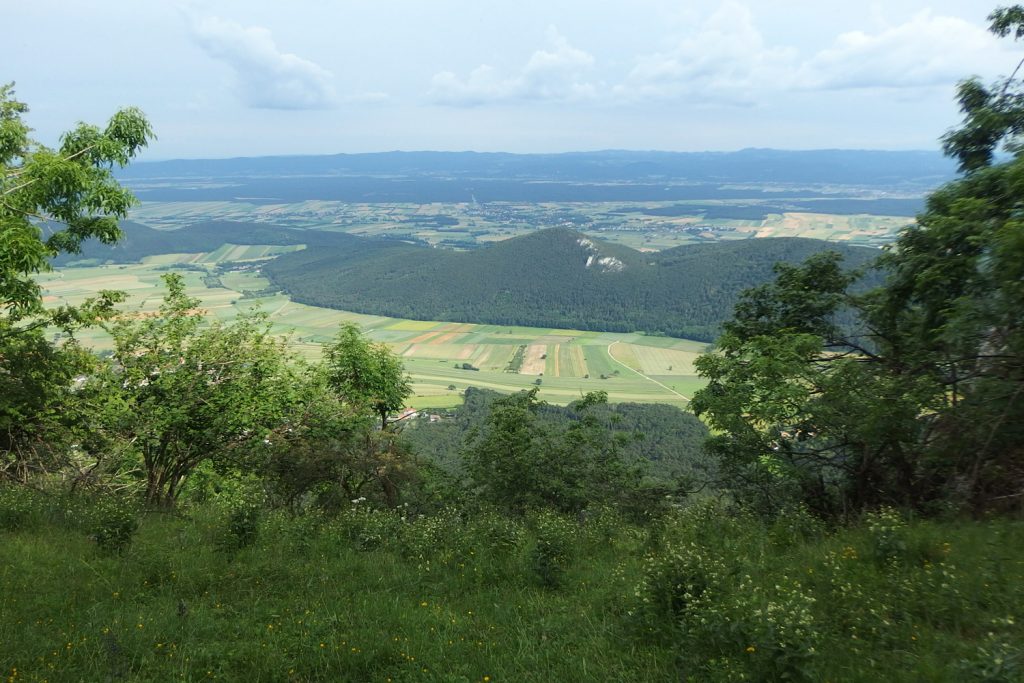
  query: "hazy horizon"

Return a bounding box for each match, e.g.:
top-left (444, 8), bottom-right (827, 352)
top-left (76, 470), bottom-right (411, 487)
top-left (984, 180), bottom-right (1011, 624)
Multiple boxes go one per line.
top-left (133, 146), bottom-right (952, 164)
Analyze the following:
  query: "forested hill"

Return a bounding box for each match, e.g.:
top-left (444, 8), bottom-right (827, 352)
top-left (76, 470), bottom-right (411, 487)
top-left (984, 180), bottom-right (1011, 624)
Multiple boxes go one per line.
top-left (264, 227), bottom-right (879, 341)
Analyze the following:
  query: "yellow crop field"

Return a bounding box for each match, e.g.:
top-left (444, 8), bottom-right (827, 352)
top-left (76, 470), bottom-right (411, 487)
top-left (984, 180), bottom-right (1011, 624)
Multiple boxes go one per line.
top-left (558, 345), bottom-right (588, 377)
top-left (520, 344), bottom-right (548, 375)
top-left (402, 344), bottom-right (477, 360)
top-left (632, 346), bottom-right (700, 375)
top-left (387, 319), bottom-right (442, 331)
top-left (608, 342), bottom-right (642, 372)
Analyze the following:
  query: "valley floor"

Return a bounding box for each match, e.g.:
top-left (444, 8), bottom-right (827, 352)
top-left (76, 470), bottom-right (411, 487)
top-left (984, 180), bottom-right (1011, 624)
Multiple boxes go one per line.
top-left (39, 261), bottom-right (706, 409)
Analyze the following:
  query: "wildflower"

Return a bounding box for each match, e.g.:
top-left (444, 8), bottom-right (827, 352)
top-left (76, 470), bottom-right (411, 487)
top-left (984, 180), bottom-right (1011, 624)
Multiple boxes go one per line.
top-left (746, 645), bottom-right (756, 653)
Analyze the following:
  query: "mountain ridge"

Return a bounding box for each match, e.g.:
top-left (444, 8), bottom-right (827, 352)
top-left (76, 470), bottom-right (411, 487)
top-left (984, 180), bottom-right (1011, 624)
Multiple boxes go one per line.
top-left (264, 227), bottom-right (879, 341)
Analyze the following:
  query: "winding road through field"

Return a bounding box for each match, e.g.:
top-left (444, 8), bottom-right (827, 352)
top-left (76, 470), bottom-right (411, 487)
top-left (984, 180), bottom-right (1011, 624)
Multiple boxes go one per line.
top-left (607, 341), bottom-right (691, 402)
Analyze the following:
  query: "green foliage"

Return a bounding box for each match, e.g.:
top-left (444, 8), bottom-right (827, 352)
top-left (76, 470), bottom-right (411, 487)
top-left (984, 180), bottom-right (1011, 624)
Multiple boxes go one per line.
top-left (325, 323), bottom-right (411, 429)
top-left (263, 365), bottom-right (420, 511)
top-left (690, 11), bottom-right (1024, 517)
top-left (408, 387), bottom-right (712, 505)
top-left (0, 83), bottom-right (151, 319)
top-left (0, 328), bottom-right (98, 480)
top-left (0, 484), bottom-right (47, 530)
top-left (526, 509), bottom-right (574, 589)
top-left (958, 624), bottom-right (1023, 682)
top-left (88, 495), bottom-right (140, 555)
top-left (222, 500), bottom-right (263, 552)
top-left (865, 506), bottom-right (909, 566)
top-left (693, 168), bottom-right (1024, 514)
top-left (0, 499), bottom-right (1021, 681)
top-left (941, 7), bottom-right (1024, 172)
top-left (99, 274), bottom-right (300, 507)
top-left (462, 388), bottom-right (644, 515)
top-left (0, 87), bottom-right (150, 481)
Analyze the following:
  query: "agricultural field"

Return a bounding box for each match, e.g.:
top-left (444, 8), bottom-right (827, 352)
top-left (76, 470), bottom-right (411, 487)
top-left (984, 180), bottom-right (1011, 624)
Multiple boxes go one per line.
top-left (39, 259), bottom-right (709, 410)
top-left (128, 199), bottom-right (912, 250)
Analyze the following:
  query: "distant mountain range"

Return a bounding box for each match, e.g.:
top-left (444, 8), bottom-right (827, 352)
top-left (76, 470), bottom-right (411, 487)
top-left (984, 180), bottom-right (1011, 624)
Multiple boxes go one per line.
top-left (264, 227), bottom-right (879, 341)
top-left (118, 149), bottom-right (956, 204)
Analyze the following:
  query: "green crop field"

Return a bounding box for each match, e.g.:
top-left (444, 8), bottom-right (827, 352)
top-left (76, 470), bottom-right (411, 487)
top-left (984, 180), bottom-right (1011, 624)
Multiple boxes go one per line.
top-left (39, 262), bottom-right (707, 410)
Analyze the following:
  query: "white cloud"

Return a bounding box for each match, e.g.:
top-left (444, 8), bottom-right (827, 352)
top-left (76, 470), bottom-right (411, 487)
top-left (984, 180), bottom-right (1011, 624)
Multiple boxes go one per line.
top-left (430, 26), bottom-right (596, 106)
top-left (191, 16), bottom-right (337, 109)
top-left (797, 11), bottom-right (1008, 90)
top-left (613, 1), bottom-right (797, 105)
top-left (610, 2), bottom-right (1016, 105)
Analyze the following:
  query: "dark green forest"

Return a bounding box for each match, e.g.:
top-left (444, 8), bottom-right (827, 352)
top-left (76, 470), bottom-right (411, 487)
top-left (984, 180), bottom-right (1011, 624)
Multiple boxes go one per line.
top-left (264, 227), bottom-right (879, 341)
top-left (403, 387), bottom-right (714, 485)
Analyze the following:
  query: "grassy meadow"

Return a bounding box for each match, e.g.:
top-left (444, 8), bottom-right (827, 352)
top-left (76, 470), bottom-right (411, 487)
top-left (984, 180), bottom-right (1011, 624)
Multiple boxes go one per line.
top-left (1, 491), bottom-right (1020, 682)
top-left (39, 258), bottom-right (707, 410)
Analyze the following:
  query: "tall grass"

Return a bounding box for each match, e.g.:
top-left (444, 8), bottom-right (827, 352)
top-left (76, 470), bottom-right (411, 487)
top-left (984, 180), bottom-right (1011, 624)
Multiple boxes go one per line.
top-left (0, 489), bottom-right (1021, 681)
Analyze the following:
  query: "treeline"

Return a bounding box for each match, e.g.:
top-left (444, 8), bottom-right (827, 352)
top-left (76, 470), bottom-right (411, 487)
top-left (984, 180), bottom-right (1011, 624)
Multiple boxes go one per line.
top-left (404, 387), bottom-right (714, 485)
top-left (265, 227), bottom-right (879, 341)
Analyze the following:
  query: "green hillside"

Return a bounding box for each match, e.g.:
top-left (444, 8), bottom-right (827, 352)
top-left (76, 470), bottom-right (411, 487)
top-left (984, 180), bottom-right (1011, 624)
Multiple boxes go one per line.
top-left (264, 227), bottom-right (879, 341)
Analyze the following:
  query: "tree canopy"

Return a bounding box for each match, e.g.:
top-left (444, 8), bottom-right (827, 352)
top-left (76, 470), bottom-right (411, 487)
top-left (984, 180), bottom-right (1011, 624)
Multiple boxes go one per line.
top-left (0, 86), bottom-right (152, 480)
top-left (99, 274), bottom-right (299, 507)
top-left (1, 83), bottom-right (152, 321)
top-left (692, 8), bottom-right (1024, 516)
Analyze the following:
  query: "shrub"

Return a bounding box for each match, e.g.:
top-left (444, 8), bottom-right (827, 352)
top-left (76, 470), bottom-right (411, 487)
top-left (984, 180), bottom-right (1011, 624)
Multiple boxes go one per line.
top-left (689, 578), bottom-right (820, 683)
top-left (335, 504), bottom-right (406, 551)
top-left (958, 620), bottom-right (1023, 682)
top-left (527, 509), bottom-right (574, 589)
top-left (865, 506), bottom-right (908, 566)
top-left (90, 495), bottom-right (141, 554)
top-left (630, 541), bottom-right (727, 639)
top-left (0, 484), bottom-right (46, 531)
top-left (222, 500), bottom-right (262, 551)
top-left (768, 503), bottom-right (826, 548)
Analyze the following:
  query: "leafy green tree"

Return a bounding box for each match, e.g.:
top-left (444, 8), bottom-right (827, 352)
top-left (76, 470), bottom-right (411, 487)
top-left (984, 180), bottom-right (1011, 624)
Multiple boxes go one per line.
top-left (692, 7), bottom-right (1024, 515)
top-left (261, 325), bottom-right (419, 509)
top-left (99, 275), bottom-right (298, 507)
top-left (1, 83), bottom-right (152, 321)
top-left (463, 388), bottom-right (639, 515)
top-left (0, 85), bottom-right (151, 479)
top-left (0, 331), bottom-right (99, 481)
top-left (325, 323), bottom-right (411, 429)
top-left (263, 367), bottom-right (419, 509)
top-left (941, 6), bottom-right (1024, 172)
top-left (691, 255), bottom-right (935, 515)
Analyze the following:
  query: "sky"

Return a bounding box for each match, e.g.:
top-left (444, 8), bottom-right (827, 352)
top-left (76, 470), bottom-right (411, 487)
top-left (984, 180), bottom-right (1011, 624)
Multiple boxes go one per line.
top-left (6, 0), bottom-right (1021, 160)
